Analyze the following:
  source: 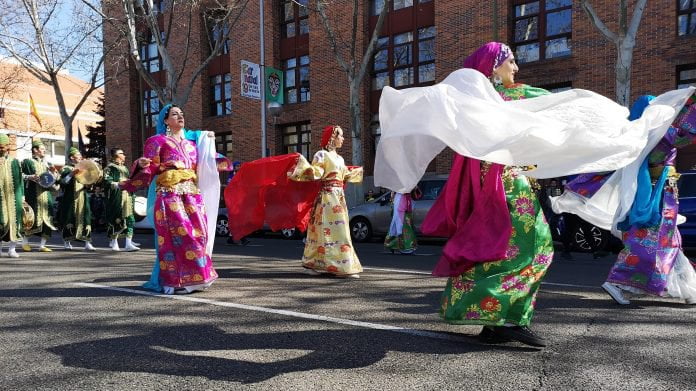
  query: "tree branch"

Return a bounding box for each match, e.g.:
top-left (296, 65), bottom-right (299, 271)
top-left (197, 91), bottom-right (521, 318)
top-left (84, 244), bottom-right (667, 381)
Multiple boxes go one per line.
top-left (626, 0), bottom-right (648, 40)
top-left (357, 0), bottom-right (389, 84)
top-left (581, 0), bottom-right (619, 44)
top-left (316, 0), bottom-right (350, 73)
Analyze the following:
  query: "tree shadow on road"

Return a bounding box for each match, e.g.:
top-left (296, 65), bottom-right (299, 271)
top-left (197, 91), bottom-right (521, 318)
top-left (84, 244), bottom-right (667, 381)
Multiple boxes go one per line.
top-left (48, 325), bottom-right (538, 384)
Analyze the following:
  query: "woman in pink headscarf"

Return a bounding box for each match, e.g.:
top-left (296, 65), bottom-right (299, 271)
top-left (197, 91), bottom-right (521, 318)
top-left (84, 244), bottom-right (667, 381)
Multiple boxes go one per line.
top-left (421, 42), bottom-right (553, 348)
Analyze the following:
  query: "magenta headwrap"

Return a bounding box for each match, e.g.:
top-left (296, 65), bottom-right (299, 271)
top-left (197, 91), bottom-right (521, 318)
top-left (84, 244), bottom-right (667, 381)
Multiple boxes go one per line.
top-left (462, 42), bottom-right (513, 77)
top-left (421, 42), bottom-right (514, 277)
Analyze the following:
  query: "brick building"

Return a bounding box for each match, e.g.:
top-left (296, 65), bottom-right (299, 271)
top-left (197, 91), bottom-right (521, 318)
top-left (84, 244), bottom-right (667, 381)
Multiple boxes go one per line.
top-left (104, 0), bottom-right (696, 190)
top-left (0, 60), bottom-right (102, 164)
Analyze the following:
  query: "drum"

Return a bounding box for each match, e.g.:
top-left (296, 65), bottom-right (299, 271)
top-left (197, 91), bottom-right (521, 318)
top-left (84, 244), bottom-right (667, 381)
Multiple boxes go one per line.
top-left (74, 159), bottom-right (103, 185)
top-left (22, 201), bottom-right (35, 232)
top-left (134, 196), bottom-right (147, 217)
top-left (38, 172), bottom-right (56, 188)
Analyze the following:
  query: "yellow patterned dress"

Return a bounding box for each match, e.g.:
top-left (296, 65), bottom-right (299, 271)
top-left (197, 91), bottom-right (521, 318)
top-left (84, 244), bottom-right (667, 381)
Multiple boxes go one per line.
top-left (289, 150), bottom-right (363, 275)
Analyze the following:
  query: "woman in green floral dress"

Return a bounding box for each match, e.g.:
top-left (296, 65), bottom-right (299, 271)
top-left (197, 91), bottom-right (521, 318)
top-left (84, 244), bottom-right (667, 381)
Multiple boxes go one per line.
top-left (423, 42), bottom-right (553, 347)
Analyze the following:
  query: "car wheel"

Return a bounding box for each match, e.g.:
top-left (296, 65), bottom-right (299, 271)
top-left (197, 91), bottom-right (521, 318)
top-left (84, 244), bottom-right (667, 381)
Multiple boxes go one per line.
top-left (350, 217), bottom-right (372, 242)
top-left (280, 228), bottom-right (297, 239)
top-left (216, 216), bottom-right (230, 237)
top-left (574, 225), bottom-right (606, 252)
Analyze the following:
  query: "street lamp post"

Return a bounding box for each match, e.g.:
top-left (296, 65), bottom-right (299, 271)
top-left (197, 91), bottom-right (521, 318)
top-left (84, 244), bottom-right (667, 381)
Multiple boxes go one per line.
top-left (259, 0), bottom-right (267, 158)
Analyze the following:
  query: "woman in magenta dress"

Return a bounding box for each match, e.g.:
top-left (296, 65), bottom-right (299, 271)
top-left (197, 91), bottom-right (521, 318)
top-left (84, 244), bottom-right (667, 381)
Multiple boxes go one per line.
top-left (121, 104), bottom-right (231, 294)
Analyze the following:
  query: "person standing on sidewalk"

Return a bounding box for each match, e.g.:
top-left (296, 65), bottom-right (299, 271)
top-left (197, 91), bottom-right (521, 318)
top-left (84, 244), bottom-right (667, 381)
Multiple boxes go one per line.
top-left (384, 190), bottom-right (418, 254)
top-left (21, 140), bottom-right (56, 252)
top-left (103, 147), bottom-right (139, 252)
top-left (0, 134), bottom-right (25, 258)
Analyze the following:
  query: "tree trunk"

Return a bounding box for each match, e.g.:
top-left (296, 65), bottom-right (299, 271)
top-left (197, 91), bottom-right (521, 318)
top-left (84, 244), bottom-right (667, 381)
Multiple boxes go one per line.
top-left (349, 82), bottom-right (362, 166)
top-left (615, 41), bottom-right (634, 107)
top-left (50, 74), bottom-right (75, 164)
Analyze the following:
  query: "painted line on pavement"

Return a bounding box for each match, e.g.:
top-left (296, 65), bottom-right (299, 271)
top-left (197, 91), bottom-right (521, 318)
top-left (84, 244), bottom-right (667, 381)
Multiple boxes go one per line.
top-left (76, 282), bottom-right (471, 343)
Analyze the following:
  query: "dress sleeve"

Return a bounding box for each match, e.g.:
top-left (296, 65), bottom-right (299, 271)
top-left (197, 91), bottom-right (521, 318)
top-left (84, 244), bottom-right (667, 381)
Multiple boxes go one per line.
top-left (288, 151), bottom-right (326, 182)
top-left (21, 159), bottom-right (35, 181)
top-left (103, 166), bottom-right (119, 189)
top-left (344, 165), bottom-right (363, 183)
top-left (216, 154), bottom-right (234, 172)
top-left (120, 136), bottom-right (162, 192)
top-left (672, 99), bottom-right (696, 148)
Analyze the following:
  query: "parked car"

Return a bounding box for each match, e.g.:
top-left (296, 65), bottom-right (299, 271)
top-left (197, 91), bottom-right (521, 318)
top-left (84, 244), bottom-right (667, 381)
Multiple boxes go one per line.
top-left (678, 170), bottom-right (696, 247)
top-left (348, 175), bottom-right (448, 242)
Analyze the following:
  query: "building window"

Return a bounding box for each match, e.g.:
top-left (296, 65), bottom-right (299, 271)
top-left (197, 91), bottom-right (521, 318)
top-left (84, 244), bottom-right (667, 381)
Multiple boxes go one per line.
top-left (539, 81), bottom-right (572, 93)
top-left (679, 0), bottom-right (696, 36)
top-left (282, 123), bottom-right (311, 159)
top-left (371, 26), bottom-right (436, 90)
top-left (678, 64), bottom-right (696, 89)
top-left (142, 89), bottom-right (160, 129)
top-left (139, 33), bottom-right (162, 73)
top-left (0, 107), bottom-right (4, 119)
top-left (215, 132), bottom-right (234, 160)
top-left (281, 0), bottom-right (309, 38)
top-left (371, 0), bottom-right (431, 15)
top-left (210, 73), bottom-right (232, 116)
top-left (511, 0), bottom-right (572, 64)
top-left (285, 55), bottom-right (310, 104)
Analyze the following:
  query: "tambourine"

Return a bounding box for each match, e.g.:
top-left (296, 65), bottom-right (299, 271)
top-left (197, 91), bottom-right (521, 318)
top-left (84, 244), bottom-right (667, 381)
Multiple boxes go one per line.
top-left (22, 201), bottom-right (35, 232)
top-left (38, 172), bottom-right (56, 188)
top-left (74, 160), bottom-right (103, 185)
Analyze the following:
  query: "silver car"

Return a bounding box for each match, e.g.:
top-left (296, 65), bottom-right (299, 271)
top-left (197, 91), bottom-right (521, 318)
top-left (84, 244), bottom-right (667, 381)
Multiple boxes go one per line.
top-left (348, 175), bottom-right (448, 242)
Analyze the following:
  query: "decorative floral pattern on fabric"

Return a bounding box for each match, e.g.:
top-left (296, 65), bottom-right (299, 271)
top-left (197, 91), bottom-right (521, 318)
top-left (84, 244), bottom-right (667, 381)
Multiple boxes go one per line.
top-left (289, 150), bottom-right (363, 275)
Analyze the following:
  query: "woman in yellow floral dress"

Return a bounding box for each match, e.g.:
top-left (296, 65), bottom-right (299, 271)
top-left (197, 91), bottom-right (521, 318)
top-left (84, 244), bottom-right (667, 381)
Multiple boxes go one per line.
top-left (289, 125), bottom-right (363, 278)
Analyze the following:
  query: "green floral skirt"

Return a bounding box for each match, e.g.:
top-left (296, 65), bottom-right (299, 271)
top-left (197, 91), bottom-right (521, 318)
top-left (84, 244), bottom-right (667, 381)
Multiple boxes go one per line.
top-left (439, 172), bottom-right (553, 327)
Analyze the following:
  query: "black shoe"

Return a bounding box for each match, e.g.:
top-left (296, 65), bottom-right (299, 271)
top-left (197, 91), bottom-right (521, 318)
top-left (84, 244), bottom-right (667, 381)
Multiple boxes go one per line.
top-left (226, 237), bottom-right (236, 245)
top-left (240, 238), bottom-right (251, 246)
top-left (494, 326), bottom-right (546, 347)
top-left (478, 326), bottom-right (512, 344)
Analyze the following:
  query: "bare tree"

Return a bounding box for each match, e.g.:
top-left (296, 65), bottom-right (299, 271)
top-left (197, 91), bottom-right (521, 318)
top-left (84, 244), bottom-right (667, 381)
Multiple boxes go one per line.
top-left (0, 61), bottom-right (24, 111)
top-left (0, 0), bottom-right (120, 163)
top-left (582, 0), bottom-right (648, 106)
top-left (310, 0), bottom-right (390, 166)
top-left (94, 0), bottom-right (250, 106)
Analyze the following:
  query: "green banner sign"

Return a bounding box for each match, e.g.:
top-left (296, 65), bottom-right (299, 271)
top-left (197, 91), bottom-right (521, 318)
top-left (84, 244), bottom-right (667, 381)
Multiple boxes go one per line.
top-left (265, 66), bottom-right (284, 104)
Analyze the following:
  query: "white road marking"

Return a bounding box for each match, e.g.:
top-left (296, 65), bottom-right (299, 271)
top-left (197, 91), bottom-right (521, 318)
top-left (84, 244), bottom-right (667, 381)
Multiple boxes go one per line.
top-left (76, 282), bottom-right (471, 343)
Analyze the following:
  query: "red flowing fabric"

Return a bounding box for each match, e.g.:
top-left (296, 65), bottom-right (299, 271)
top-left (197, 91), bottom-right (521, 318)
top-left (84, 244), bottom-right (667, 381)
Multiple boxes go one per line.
top-left (421, 154), bottom-right (513, 277)
top-left (225, 153), bottom-right (321, 240)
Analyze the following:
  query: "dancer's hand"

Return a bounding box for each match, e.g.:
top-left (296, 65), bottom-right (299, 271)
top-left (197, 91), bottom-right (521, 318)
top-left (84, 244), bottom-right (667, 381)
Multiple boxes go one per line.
top-left (137, 158), bottom-right (151, 168)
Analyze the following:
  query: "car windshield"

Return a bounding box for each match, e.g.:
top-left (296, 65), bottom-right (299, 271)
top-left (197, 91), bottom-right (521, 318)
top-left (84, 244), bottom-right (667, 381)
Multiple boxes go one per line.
top-left (679, 173), bottom-right (696, 198)
top-left (418, 179), bottom-right (446, 200)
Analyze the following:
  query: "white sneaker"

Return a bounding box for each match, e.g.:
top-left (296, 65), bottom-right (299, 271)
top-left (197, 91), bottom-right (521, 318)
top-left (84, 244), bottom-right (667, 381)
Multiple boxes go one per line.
top-left (110, 240), bottom-right (120, 252)
top-left (123, 244), bottom-right (140, 252)
top-left (132, 242), bottom-right (141, 247)
top-left (64, 241), bottom-right (73, 250)
top-left (601, 282), bottom-right (630, 305)
top-left (7, 249), bottom-right (19, 258)
top-left (163, 286), bottom-right (175, 295)
top-left (346, 274), bottom-right (360, 279)
top-left (84, 242), bottom-right (96, 251)
top-left (304, 268), bottom-right (321, 276)
top-left (685, 297), bottom-right (696, 305)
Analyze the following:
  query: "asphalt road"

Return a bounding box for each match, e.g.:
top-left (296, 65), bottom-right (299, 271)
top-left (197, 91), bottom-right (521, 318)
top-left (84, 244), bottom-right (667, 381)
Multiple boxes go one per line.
top-left (1, 233), bottom-right (694, 390)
